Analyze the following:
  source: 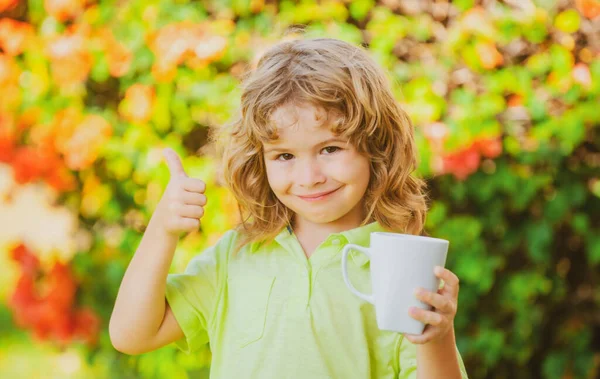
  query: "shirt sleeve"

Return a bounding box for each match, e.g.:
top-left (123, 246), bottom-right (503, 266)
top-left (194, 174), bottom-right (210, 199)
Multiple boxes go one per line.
top-left (398, 335), bottom-right (469, 378)
top-left (165, 230), bottom-right (235, 353)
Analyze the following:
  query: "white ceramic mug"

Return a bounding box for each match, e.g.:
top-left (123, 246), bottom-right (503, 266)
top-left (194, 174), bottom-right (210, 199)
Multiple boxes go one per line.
top-left (341, 232), bottom-right (449, 335)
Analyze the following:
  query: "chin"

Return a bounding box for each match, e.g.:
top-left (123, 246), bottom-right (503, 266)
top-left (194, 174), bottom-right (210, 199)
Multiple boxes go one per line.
top-left (294, 209), bottom-right (349, 225)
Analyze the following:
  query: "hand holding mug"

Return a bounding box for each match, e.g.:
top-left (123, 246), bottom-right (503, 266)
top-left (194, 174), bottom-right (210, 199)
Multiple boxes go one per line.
top-left (404, 266), bottom-right (460, 345)
top-left (341, 232), bottom-right (449, 336)
top-left (155, 148), bottom-right (207, 235)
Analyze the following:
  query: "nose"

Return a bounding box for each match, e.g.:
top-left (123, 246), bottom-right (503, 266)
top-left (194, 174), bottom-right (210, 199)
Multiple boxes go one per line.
top-left (295, 157), bottom-right (326, 187)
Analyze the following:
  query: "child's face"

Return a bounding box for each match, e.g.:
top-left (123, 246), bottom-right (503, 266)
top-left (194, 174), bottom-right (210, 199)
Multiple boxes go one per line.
top-left (263, 102), bottom-right (370, 230)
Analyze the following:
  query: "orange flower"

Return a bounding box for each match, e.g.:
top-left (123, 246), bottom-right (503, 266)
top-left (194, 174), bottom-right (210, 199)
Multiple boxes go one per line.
top-left (0, 53), bottom-right (20, 85)
top-left (0, 0), bottom-right (19, 12)
top-left (148, 21), bottom-right (228, 81)
top-left (475, 41), bottom-right (504, 69)
top-left (148, 22), bottom-right (198, 67)
top-left (187, 35), bottom-right (228, 70)
top-left (0, 18), bottom-right (35, 56)
top-left (576, 0), bottom-right (600, 19)
top-left (46, 28), bottom-right (92, 86)
top-left (44, 164), bottom-right (77, 192)
top-left (17, 106), bottom-right (42, 132)
top-left (44, 0), bottom-right (85, 22)
top-left (119, 84), bottom-right (155, 123)
top-left (507, 94), bottom-right (524, 107)
top-left (98, 28), bottom-right (132, 77)
top-left (151, 61), bottom-right (177, 82)
top-left (0, 53), bottom-right (23, 112)
top-left (51, 109), bottom-right (113, 170)
top-left (0, 113), bottom-right (16, 162)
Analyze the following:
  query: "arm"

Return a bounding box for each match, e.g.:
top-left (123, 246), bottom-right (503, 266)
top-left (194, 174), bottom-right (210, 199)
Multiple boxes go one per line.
top-left (416, 329), bottom-right (462, 379)
top-left (109, 215), bottom-right (183, 355)
top-left (109, 148), bottom-right (207, 355)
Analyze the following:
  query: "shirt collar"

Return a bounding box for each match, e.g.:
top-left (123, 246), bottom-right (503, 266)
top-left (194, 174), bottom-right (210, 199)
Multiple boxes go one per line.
top-left (339, 221), bottom-right (387, 266)
top-left (274, 221), bottom-right (389, 266)
top-left (339, 221), bottom-right (386, 246)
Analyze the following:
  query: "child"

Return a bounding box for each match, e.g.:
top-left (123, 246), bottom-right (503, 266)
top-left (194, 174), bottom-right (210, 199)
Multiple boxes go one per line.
top-left (109, 37), bottom-right (469, 378)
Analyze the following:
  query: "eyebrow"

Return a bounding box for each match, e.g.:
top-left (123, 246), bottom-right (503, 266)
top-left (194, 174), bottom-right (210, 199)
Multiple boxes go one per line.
top-left (263, 137), bottom-right (349, 154)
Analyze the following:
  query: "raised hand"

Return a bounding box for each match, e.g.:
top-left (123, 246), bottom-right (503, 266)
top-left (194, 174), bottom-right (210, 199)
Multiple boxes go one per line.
top-left (155, 147), bottom-right (207, 236)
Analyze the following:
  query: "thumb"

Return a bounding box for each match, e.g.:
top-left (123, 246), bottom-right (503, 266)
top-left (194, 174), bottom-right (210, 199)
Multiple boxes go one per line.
top-left (162, 148), bottom-right (187, 178)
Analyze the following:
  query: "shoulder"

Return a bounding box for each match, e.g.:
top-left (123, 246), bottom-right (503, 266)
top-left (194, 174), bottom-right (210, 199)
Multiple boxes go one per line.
top-left (184, 229), bottom-right (240, 265)
top-left (206, 228), bottom-right (261, 259)
top-left (216, 228), bottom-right (241, 249)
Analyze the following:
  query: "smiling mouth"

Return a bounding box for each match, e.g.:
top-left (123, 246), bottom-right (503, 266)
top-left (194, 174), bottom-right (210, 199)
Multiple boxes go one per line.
top-left (297, 187), bottom-right (341, 200)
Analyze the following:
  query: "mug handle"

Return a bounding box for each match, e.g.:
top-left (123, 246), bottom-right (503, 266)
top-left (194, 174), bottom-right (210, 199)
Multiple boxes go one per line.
top-left (341, 243), bottom-right (374, 304)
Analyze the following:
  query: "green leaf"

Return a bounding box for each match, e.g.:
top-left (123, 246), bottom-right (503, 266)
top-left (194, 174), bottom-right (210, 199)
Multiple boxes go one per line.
top-left (525, 220), bottom-right (553, 264)
top-left (453, 0), bottom-right (475, 12)
top-left (586, 236), bottom-right (600, 265)
top-left (543, 189), bottom-right (569, 224)
top-left (425, 201), bottom-right (447, 229)
top-left (542, 351), bottom-right (568, 379)
top-left (550, 44), bottom-right (574, 74)
top-left (572, 213), bottom-right (589, 235)
top-left (349, 0), bottom-right (375, 21)
top-left (153, 82), bottom-right (173, 132)
top-left (526, 52), bottom-right (552, 76)
top-left (554, 9), bottom-right (581, 34)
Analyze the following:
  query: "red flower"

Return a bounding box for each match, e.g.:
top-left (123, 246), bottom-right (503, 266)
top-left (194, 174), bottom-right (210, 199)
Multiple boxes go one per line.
top-left (0, 0), bottom-right (19, 13)
top-left (10, 147), bottom-right (55, 184)
top-left (8, 244), bottom-right (100, 346)
top-left (0, 132), bottom-right (16, 162)
top-left (439, 137), bottom-right (503, 180)
top-left (474, 137), bottom-right (503, 159)
top-left (10, 243), bottom-right (40, 276)
top-left (74, 308), bottom-right (101, 345)
top-left (441, 146), bottom-right (481, 181)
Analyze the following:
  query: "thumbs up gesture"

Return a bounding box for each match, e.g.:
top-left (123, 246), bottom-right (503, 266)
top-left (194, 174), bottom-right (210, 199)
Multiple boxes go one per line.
top-left (155, 148), bottom-right (207, 236)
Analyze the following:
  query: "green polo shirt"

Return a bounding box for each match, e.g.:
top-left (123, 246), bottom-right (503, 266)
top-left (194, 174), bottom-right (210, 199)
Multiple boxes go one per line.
top-left (165, 222), bottom-right (468, 378)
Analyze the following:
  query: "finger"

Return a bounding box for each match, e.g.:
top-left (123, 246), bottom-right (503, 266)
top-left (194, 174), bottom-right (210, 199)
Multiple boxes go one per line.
top-left (181, 191), bottom-right (207, 206)
top-left (163, 148), bottom-right (187, 178)
top-left (404, 328), bottom-right (435, 345)
top-left (175, 217), bottom-right (200, 231)
top-left (179, 204), bottom-right (205, 219)
top-left (435, 266), bottom-right (460, 297)
top-left (414, 288), bottom-right (456, 315)
top-left (181, 177), bottom-right (206, 193)
top-left (409, 307), bottom-right (443, 326)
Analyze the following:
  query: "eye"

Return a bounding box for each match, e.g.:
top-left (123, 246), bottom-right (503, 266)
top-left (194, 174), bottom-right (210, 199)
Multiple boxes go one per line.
top-left (322, 146), bottom-right (340, 154)
top-left (276, 153), bottom-right (294, 161)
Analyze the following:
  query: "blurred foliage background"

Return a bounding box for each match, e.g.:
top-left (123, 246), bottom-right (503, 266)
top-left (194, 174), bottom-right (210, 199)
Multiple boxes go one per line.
top-left (0, 0), bottom-right (599, 378)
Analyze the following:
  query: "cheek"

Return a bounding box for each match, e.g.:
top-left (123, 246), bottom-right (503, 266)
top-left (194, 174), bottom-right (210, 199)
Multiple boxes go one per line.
top-left (335, 154), bottom-right (370, 186)
top-left (264, 161), bottom-right (288, 191)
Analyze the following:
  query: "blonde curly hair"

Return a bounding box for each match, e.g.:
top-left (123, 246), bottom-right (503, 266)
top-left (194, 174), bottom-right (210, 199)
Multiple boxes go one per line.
top-left (213, 36), bottom-right (429, 252)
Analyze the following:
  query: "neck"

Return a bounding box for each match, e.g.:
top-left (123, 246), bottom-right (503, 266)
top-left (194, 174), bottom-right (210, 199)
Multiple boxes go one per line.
top-left (292, 218), bottom-right (360, 238)
top-left (291, 209), bottom-right (367, 242)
